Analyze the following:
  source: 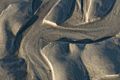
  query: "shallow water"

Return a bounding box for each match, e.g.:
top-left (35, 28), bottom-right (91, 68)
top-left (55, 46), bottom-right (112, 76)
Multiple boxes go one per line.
top-left (0, 0), bottom-right (120, 80)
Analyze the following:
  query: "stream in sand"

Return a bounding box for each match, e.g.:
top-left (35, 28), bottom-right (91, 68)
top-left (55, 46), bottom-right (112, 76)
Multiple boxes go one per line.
top-left (0, 0), bottom-right (120, 80)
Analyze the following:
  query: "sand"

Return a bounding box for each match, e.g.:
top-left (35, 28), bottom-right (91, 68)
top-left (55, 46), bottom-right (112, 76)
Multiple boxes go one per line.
top-left (0, 0), bottom-right (120, 80)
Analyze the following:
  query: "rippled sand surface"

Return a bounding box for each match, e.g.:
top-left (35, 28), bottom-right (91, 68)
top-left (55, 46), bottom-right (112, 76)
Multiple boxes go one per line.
top-left (0, 0), bottom-right (120, 80)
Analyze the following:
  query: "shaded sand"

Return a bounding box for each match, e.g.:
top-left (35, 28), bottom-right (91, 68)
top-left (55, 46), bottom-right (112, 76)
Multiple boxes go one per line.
top-left (0, 0), bottom-right (120, 80)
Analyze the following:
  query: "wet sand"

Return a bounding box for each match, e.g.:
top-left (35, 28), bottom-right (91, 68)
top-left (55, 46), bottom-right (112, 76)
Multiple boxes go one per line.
top-left (0, 0), bottom-right (120, 80)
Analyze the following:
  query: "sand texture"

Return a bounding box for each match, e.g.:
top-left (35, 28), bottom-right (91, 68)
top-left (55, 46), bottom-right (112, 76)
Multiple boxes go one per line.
top-left (0, 0), bottom-right (120, 80)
